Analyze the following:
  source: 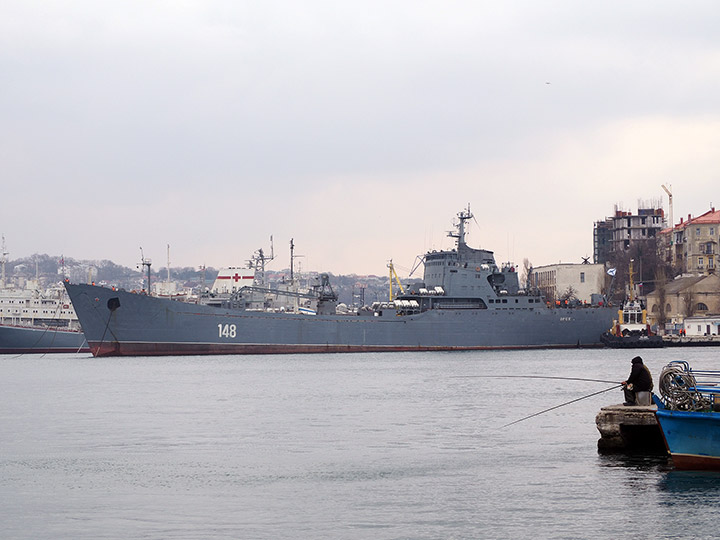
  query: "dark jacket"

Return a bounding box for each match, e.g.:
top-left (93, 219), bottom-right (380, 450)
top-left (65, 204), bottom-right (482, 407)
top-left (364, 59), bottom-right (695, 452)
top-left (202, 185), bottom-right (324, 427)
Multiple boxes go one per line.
top-left (627, 357), bottom-right (653, 392)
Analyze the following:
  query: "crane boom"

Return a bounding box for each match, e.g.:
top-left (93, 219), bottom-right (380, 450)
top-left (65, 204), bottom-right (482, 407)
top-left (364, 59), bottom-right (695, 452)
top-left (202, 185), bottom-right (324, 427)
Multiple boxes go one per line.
top-left (662, 184), bottom-right (673, 243)
top-left (388, 260), bottom-right (405, 301)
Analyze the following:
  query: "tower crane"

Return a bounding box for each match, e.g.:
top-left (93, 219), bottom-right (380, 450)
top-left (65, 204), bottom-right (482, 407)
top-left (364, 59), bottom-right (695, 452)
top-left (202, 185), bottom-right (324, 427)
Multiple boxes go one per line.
top-left (662, 184), bottom-right (673, 244)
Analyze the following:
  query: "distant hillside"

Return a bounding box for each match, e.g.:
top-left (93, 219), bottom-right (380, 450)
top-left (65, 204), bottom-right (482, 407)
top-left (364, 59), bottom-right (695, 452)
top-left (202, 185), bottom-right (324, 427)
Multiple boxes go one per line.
top-left (4, 253), bottom-right (216, 287)
top-left (3, 254), bottom-right (415, 306)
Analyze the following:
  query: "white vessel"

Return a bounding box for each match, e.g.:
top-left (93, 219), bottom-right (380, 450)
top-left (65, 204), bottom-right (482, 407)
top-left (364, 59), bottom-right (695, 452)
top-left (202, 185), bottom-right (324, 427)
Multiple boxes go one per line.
top-left (0, 239), bottom-right (88, 353)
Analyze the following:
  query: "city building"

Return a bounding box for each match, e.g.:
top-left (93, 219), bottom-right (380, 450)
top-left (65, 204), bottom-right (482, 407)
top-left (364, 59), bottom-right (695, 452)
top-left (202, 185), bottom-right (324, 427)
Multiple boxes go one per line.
top-left (645, 273), bottom-right (720, 331)
top-left (682, 315), bottom-right (720, 337)
top-left (660, 206), bottom-right (720, 275)
top-left (530, 263), bottom-right (606, 304)
top-left (593, 204), bottom-right (666, 264)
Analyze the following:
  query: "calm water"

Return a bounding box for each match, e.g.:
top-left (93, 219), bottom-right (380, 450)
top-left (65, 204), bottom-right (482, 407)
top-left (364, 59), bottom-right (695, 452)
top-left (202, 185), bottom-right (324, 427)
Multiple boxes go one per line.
top-left (2, 348), bottom-right (720, 539)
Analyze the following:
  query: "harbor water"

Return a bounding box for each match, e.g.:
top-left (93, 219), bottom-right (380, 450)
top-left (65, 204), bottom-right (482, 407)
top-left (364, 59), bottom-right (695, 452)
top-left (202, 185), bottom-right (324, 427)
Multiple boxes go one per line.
top-left (2, 348), bottom-right (720, 539)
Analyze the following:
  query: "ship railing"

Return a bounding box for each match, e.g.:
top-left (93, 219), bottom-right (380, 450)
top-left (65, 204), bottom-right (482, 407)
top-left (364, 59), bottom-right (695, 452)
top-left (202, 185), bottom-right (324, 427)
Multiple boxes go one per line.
top-left (658, 361), bottom-right (720, 411)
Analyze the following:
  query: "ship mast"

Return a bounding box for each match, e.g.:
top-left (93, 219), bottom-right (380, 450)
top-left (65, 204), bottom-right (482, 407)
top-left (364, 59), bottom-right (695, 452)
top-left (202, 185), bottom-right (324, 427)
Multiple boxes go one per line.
top-left (251, 236), bottom-right (275, 287)
top-left (0, 234), bottom-right (7, 289)
top-left (290, 238), bottom-right (294, 282)
top-left (138, 247), bottom-right (152, 294)
top-left (448, 204), bottom-right (473, 248)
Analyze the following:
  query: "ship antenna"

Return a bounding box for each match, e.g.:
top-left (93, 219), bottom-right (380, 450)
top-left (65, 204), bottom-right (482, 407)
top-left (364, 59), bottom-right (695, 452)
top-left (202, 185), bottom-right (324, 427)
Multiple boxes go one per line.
top-left (289, 238), bottom-right (305, 285)
top-left (1, 234), bottom-right (7, 289)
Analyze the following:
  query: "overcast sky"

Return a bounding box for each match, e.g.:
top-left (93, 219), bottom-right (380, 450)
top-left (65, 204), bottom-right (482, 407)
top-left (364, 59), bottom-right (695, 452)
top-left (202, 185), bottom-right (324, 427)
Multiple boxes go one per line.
top-left (2, 1), bottom-right (719, 276)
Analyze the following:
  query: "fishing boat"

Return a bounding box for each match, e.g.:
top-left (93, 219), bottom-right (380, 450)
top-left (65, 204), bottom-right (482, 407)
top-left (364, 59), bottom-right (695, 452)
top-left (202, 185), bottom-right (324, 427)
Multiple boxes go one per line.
top-left (600, 260), bottom-right (663, 348)
top-left (64, 207), bottom-right (616, 357)
top-left (653, 361), bottom-right (720, 470)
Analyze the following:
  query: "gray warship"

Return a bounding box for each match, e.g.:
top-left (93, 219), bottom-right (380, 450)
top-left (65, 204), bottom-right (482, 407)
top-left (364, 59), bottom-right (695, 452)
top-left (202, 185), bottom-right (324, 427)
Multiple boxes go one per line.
top-left (65, 208), bottom-right (615, 356)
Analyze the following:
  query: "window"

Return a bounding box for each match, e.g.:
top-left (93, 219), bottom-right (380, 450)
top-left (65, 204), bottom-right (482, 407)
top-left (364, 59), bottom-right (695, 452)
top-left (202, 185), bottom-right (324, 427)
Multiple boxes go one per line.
top-left (696, 227), bottom-right (701, 236)
top-left (711, 227), bottom-right (716, 236)
top-left (699, 257), bottom-right (704, 268)
top-left (580, 272), bottom-right (585, 283)
top-left (697, 302), bottom-right (709, 311)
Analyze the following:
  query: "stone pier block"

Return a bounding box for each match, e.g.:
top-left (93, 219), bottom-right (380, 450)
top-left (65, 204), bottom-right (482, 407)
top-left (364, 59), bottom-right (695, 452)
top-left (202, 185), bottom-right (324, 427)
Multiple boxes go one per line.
top-left (596, 404), bottom-right (666, 453)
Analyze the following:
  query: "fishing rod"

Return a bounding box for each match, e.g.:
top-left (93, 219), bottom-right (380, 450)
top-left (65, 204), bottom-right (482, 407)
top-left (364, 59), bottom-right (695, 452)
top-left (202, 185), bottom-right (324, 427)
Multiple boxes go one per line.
top-left (451, 375), bottom-right (621, 385)
top-left (501, 384), bottom-right (623, 429)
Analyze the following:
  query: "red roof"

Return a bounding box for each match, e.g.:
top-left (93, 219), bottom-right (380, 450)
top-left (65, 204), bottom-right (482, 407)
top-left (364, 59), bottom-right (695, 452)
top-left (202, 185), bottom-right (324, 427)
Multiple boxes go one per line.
top-left (669, 207), bottom-right (720, 231)
top-left (689, 207), bottom-right (720, 224)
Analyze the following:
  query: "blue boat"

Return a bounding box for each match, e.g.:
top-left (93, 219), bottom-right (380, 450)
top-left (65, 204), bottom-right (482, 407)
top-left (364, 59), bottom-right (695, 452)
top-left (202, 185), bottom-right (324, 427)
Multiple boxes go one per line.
top-left (654, 361), bottom-right (720, 470)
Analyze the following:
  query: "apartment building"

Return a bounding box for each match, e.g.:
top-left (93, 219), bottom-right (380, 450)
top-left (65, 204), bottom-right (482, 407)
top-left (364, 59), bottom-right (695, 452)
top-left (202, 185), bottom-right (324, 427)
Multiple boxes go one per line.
top-left (661, 207), bottom-right (720, 274)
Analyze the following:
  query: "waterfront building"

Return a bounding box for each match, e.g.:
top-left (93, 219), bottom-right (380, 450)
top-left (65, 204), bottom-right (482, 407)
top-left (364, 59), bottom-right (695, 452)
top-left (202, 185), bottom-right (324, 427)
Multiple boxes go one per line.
top-left (530, 263), bottom-right (606, 304)
top-left (645, 273), bottom-right (720, 332)
top-left (660, 207), bottom-right (720, 275)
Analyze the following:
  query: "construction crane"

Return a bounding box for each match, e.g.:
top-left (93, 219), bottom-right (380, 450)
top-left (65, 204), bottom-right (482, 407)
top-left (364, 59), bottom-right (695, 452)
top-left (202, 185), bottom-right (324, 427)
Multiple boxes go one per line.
top-left (662, 183), bottom-right (673, 244)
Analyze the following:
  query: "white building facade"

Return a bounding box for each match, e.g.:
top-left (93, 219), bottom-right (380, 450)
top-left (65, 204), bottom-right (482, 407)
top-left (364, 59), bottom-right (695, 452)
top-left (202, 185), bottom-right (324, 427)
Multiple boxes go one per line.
top-left (530, 263), bottom-right (606, 304)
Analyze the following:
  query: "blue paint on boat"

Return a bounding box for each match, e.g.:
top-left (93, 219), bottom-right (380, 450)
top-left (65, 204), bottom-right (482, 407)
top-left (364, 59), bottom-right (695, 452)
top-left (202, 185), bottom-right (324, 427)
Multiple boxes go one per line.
top-left (654, 361), bottom-right (720, 470)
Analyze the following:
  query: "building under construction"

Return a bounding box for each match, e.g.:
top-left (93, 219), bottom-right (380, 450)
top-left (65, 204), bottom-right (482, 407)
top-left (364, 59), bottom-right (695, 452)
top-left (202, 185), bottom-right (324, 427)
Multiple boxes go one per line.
top-left (593, 202), bottom-right (666, 264)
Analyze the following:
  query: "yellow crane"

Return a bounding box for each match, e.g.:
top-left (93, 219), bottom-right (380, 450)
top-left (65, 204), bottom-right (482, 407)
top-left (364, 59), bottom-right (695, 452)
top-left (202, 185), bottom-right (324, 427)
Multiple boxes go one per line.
top-left (388, 260), bottom-right (405, 301)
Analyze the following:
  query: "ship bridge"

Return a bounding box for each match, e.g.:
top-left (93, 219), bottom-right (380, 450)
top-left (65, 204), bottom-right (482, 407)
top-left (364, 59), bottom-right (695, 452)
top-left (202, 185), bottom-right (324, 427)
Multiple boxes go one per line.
top-left (421, 207), bottom-right (518, 297)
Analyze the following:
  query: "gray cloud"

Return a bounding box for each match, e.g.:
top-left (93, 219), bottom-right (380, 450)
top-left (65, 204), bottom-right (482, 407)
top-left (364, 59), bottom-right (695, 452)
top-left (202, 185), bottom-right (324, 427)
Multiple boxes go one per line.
top-left (2, 1), bottom-right (719, 273)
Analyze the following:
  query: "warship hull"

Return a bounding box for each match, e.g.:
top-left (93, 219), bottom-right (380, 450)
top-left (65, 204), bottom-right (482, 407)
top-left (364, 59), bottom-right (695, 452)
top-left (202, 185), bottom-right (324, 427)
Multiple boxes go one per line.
top-left (0, 323), bottom-right (89, 354)
top-left (65, 283), bottom-right (614, 357)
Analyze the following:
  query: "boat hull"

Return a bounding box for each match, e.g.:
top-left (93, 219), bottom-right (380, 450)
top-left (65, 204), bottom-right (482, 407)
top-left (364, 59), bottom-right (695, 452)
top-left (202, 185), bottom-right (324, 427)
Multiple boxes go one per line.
top-left (600, 332), bottom-right (664, 348)
top-left (0, 323), bottom-right (89, 354)
top-left (655, 406), bottom-right (720, 470)
top-left (65, 283), bottom-right (614, 357)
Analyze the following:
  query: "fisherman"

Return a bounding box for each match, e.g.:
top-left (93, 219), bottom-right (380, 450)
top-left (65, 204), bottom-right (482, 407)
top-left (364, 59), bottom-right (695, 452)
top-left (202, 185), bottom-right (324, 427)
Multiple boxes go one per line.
top-left (622, 356), bottom-right (653, 406)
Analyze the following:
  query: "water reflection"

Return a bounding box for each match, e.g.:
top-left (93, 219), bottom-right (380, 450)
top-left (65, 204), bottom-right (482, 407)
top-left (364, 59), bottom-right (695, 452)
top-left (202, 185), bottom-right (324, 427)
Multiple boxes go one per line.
top-left (658, 470), bottom-right (720, 494)
top-left (597, 452), bottom-right (671, 472)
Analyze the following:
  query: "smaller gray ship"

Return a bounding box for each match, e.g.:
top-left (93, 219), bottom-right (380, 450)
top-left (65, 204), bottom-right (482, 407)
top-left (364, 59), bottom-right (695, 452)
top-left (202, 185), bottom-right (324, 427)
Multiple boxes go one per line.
top-left (65, 207), bottom-right (615, 357)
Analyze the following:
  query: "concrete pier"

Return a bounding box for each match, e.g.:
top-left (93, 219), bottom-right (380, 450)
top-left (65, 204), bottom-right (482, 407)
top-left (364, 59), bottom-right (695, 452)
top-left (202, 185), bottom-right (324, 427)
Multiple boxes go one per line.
top-left (596, 404), bottom-right (666, 453)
